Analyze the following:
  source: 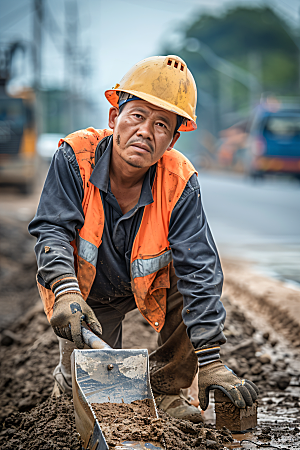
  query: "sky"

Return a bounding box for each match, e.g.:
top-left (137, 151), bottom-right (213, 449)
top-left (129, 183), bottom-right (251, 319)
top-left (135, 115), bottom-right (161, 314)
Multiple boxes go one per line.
top-left (1, 0), bottom-right (299, 121)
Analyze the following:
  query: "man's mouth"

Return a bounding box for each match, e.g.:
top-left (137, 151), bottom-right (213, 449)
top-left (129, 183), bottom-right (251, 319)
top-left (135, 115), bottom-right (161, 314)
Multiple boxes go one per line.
top-left (127, 141), bottom-right (153, 153)
top-left (131, 143), bottom-right (151, 152)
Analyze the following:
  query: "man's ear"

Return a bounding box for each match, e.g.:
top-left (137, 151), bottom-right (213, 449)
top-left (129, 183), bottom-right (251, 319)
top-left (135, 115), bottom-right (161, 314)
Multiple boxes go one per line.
top-left (108, 107), bottom-right (119, 129)
top-left (167, 132), bottom-right (180, 151)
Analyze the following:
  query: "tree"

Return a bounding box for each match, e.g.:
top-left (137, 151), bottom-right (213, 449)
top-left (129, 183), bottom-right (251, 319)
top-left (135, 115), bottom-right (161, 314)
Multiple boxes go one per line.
top-left (163, 6), bottom-right (299, 137)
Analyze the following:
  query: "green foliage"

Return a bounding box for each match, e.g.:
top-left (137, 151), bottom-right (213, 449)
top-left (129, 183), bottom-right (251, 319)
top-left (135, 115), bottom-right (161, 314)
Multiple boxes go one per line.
top-left (163, 5), bottom-right (299, 136)
top-left (186, 7), bottom-right (298, 58)
top-left (262, 52), bottom-right (298, 92)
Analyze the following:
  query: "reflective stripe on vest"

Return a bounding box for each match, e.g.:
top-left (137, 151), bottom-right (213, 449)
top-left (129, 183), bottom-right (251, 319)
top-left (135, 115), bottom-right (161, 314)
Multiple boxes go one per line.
top-left (78, 235), bottom-right (98, 267)
top-left (131, 249), bottom-right (173, 279)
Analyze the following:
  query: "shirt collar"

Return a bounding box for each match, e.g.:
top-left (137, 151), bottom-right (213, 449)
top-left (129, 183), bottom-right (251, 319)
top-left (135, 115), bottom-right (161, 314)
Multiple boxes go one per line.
top-left (89, 134), bottom-right (155, 206)
top-left (138, 165), bottom-right (155, 207)
top-left (89, 135), bottom-right (112, 192)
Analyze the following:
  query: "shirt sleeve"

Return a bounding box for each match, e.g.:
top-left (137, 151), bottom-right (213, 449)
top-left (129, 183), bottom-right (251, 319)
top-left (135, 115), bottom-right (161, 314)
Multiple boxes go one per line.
top-left (28, 142), bottom-right (84, 288)
top-left (168, 173), bottom-right (226, 350)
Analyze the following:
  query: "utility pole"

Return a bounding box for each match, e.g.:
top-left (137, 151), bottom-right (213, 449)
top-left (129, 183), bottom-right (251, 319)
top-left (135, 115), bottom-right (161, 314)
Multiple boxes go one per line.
top-left (65, 0), bottom-right (78, 132)
top-left (33, 0), bottom-right (43, 89)
top-left (32, 0), bottom-right (43, 135)
top-left (299, 4), bottom-right (300, 91)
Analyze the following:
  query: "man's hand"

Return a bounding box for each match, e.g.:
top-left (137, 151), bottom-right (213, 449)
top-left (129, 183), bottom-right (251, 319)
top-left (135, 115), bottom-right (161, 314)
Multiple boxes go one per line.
top-left (198, 360), bottom-right (259, 410)
top-left (50, 293), bottom-right (102, 348)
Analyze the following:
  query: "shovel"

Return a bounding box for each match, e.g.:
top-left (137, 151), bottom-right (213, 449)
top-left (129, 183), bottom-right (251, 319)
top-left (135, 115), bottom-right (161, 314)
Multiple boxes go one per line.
top-left (71, 325), bottom-right (164, 450)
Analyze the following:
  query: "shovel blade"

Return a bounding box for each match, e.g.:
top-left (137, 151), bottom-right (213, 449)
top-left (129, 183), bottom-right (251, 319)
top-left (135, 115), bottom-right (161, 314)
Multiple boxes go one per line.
top-left (74, 349), bottom-right (151, 403)
top-left (71, 349), bottom-right (164, 450)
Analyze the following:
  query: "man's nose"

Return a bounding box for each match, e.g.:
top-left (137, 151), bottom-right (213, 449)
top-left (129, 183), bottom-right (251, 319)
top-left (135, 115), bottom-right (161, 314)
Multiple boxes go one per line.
top-left (136, 119), bottom-right (153, 140)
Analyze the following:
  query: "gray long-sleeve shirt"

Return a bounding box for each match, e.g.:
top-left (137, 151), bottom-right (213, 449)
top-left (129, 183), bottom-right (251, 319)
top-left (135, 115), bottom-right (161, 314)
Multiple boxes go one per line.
top-left (29, 135), bottom-right (226, 349)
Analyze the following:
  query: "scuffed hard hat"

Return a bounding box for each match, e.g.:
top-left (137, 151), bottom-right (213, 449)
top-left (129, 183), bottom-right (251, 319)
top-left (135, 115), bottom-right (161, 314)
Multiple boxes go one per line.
top-left (105, 55), bottom-right (197, 132)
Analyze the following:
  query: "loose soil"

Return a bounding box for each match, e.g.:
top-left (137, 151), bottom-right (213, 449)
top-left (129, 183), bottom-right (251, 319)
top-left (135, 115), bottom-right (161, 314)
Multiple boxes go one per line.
top-left (91, 399), bottom-right (160, 447)
top-left (0, 396), bottom-right (81, 450)
top-left (92, 399), bottom-right (232, 449)
top-left (0, 216), bottom-right (300, 449)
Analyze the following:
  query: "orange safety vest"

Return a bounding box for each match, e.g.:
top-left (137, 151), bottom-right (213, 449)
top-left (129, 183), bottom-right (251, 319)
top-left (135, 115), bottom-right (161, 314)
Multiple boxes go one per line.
top-left (37, 127), bottom-right (197, 332)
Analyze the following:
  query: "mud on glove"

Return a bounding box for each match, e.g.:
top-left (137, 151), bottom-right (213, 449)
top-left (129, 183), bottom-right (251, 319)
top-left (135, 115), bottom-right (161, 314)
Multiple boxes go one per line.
top-left (50, 292), bottom-right (102, 349)
top-left (198, 360), bottom-right (259, 411)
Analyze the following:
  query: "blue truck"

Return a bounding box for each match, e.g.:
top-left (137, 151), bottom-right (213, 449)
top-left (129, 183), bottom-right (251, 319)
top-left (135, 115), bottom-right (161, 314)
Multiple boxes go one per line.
top-left (246, 106), bottom-right (300, 180)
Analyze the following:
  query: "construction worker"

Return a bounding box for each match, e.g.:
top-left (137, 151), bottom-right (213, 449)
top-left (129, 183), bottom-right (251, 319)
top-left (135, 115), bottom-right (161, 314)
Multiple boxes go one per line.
top-left (29, 55), bottom-right (258, 422)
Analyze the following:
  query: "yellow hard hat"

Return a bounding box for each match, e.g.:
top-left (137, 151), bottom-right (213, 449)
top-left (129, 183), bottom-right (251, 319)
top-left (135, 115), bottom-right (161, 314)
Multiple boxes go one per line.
top-left (105, 55), bottom-right (197, 132)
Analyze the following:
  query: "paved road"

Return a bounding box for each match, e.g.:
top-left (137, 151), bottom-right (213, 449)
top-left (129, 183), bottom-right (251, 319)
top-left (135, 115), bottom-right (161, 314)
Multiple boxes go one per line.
top-left (199, 172), bottom-right (300, 285)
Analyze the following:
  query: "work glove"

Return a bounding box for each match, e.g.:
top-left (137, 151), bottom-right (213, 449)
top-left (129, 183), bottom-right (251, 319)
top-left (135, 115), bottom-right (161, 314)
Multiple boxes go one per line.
top-left (198, 360), bottom-right (259, 411)
top-left (50, 292), bottom-right (102, 349)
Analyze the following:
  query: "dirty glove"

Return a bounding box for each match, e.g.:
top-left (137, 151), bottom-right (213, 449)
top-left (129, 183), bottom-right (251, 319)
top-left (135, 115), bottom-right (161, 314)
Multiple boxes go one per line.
top-left (198, 360), bottom-right (259, 411)
top-left (50, 292), bottom-right (102, 349)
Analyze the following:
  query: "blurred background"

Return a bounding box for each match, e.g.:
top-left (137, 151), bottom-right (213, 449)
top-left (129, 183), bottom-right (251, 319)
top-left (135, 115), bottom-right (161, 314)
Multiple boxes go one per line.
top-left (0, 0), bottom-right (300, 287)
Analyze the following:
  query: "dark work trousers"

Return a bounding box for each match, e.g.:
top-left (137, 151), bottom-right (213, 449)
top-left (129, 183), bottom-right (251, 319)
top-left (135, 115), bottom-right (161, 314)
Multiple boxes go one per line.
top-left (54, 263), bottom-right (198, 395)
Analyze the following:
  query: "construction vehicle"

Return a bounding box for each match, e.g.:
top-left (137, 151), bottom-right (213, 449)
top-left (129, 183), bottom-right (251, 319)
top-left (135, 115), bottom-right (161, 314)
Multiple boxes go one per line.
top-left (0, 42), bottom-right (37, 194)
top-left (246, 102), bottom-right (300, 180)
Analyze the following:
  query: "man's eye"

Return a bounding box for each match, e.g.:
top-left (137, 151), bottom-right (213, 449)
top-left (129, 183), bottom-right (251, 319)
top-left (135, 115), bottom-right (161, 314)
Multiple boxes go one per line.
top-left (157, 122), bottom-right (167, 129)
top-left (134, 114), bottom-right (143, 119)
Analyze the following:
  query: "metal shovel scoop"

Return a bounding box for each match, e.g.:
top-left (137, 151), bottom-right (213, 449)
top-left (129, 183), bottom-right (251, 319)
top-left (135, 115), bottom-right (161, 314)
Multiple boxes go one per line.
top-left (71, 326), bottom-right (164, 450)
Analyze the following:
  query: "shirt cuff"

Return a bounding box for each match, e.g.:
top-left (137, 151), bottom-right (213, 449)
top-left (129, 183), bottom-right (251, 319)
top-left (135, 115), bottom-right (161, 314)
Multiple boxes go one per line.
top-left (51, 276), bottom-right (81, 300)
top-left (195, 344), bottom-right (221, 367)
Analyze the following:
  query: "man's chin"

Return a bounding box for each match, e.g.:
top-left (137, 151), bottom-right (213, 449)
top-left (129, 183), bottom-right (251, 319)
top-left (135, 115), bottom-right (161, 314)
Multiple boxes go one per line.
top-left (123, 155), bottom-right (150, 169)
top-left (126, 160), bottom-right (145, 169)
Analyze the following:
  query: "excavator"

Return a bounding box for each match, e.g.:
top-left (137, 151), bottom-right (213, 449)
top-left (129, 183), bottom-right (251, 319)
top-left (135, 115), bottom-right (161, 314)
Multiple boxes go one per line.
top-left (0, 41), bottom-right (37, 194)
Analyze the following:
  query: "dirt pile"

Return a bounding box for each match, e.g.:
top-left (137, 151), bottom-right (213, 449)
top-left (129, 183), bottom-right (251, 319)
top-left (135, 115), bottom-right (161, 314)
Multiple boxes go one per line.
top-left (0, 396), bottom-right (233, 450)
top-left (220, 295), bottom-right (297, 392)
top-left (0, 395), bottom-right (81, 450)
top-left (92, 399), bottom-right (161, 447)
top-left (223, 259), bottom-right (300, 348)
top-left (92, 399), bottom-right (233, 449)
top-left (0, 302), bottom-right (58, 421)
top-left (156, 411), bottom-right (232, 450)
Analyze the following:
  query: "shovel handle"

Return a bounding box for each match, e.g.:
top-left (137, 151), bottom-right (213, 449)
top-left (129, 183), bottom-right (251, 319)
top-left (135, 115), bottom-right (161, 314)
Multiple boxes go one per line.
top-left (81, 325), bottom-right (111, 350)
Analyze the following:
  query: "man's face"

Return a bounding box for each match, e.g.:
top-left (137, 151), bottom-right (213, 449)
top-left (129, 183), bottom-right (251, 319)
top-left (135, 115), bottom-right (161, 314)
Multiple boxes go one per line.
top-left (108, 100), bottom-right (180, 169)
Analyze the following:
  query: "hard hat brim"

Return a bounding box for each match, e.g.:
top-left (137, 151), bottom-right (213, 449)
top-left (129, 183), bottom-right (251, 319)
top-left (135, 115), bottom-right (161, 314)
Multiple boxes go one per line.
top-left (105, 89), bottom-right (197, 132)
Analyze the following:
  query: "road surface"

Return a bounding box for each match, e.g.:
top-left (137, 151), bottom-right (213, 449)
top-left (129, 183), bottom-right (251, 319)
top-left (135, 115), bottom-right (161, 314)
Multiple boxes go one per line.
top-left (199, 172), bottom-right (300, 286)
